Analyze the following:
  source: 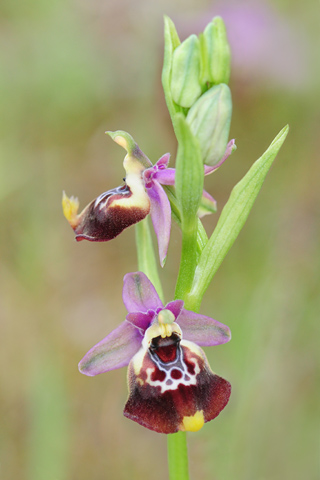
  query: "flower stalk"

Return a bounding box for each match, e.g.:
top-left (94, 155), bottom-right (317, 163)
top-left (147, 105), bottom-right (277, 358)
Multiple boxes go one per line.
top-left (167, 432), bottom-right (189, 480)
top-left (135, 218), bottom-right (164, 303)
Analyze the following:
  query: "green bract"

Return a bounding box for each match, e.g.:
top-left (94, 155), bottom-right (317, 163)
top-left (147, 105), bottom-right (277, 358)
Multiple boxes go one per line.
top-left (186, 84), bottom-right (232, 166)
top-left (174, 114), bottom-right (204, 300)
top-left (171, 35), bottom-right (202, 108)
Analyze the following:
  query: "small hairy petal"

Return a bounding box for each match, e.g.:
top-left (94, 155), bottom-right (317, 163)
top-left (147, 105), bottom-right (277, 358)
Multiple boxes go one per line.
top-left (143, 154), bottom-right (171, 187)
top-left (122, 272), bottom-right (163, 314)
top-left (78, 321), bottom-right (143, 376)
top-left (155, 153), bottom-right (171, 169)
top-left (147, 180), bottom-right (172, 267)
top-left (164, 300), bottom-right (184, 320)
top-left (177, 309), bottom-right (231, 346)
top-left (124, 339), bottom-right (231, 433)
top-left (126, 311), bottom-right (156, 332)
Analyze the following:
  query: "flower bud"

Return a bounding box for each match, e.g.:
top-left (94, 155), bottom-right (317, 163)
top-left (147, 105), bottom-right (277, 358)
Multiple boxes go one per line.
top-left (186, 84), bottom-right (232, 166)
top-left (202, 16), bottom-right (231, 85)
top-left (171, 34), bottom-right (202, 108)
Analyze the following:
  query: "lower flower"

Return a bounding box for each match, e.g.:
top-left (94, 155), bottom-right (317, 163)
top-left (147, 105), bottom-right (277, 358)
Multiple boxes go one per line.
top-left (79, 271), bottom-right (231, 434)
top-left (125, 322), bottom-right (231, 434)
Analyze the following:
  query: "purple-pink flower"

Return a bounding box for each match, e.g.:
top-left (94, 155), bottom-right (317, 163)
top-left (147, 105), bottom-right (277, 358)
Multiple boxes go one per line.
top-left (62, 131), bottom-right (236, 267)
top-left (79, 271), bottom-right (231, 434)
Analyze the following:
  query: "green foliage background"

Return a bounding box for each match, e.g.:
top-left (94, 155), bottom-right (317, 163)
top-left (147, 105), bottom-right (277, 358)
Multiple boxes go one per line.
top-left (0, 0), bottom-right (318, 479)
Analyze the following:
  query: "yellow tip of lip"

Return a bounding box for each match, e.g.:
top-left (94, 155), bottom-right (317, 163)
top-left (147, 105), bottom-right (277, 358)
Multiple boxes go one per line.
top-left (180, 410), bottom-right (204, 432)
top-left (62, 191), bottom-right (80, 228)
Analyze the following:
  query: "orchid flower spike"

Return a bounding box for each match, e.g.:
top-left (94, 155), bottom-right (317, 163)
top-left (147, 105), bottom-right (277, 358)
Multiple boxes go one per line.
top-left (62, 131), bottom-right (236, 267)
top-left (79, 272), bottom-right (231, 434)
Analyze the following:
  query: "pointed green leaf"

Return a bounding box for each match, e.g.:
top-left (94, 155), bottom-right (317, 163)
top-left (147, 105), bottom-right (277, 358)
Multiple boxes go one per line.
top-left (187, 125), bottom-right (289, 309)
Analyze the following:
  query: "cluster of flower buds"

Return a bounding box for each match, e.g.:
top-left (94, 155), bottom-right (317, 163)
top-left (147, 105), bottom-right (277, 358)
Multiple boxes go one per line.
top-left (164, 16), bottom-right (233, 166)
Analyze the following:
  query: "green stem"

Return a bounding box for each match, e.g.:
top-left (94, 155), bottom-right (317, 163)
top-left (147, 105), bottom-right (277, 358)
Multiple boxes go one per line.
top-left (135, 218), bottom-right (164, 302)
top-left (164, 185), bottom-right (208, 257)
top-left (169, 227), bottom-right (201, 480)
top-left (174, 228), bottom-right (198, 301)
top-left (167, 432), bottom-right (189, 480)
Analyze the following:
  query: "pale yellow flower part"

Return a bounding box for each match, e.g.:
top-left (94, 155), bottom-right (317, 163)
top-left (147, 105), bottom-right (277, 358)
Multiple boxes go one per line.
top-left (62, 191), bottom-right (80, 228)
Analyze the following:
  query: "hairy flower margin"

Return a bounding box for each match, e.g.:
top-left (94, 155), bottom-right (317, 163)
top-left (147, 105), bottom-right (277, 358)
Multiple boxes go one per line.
top-left (79, 271), bottom-right (231, 434)
top-left (62, 131), bottom-right (236, 266)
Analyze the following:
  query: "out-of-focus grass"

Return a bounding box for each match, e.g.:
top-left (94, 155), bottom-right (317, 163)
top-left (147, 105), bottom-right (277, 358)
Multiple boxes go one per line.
top-left (0, 0), bottom-right (319, 479)
top-left (26, 355), bottom-right (70, 480)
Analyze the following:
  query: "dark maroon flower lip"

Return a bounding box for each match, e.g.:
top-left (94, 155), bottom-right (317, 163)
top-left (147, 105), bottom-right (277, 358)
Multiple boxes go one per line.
top-left (63, 171), bottom-right (151, 243)
top-left (124, 340), bottom-right (231, 434)
top-left (94, 184), bottom-right (130, 209)
top-left (73, 183), bottom-right (150, 242)
top-left (78, 271), bottom-right (231, 434)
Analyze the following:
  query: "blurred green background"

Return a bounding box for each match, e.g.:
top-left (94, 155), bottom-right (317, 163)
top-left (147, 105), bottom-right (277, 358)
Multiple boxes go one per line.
top-left (0, 0), bottom-right (319, 479)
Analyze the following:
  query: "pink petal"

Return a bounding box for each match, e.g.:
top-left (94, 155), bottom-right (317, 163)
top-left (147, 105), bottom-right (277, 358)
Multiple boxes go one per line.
top-left (78, 321), bottom-right (142, 376)
top-left (177, 309), bottom-right (231, 346)
top-left (126, 310), bottom-right (156, 332)
top-left (164, 300), bottom-right (184, 319)
top-left (155, 168), bottom-right (176, 186)
top-left (122, 272), bottom-right (163, 313)
top-left (155, 153), bottom-right (171, 168)
top-left (147, 181), bottom-right (172, 267)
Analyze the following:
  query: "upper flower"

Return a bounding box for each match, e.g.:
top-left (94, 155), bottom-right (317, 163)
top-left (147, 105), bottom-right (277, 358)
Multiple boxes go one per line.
top-left (63, 131), bottom-right (236, 267)
top-left (79, 271), bottom-right (231, 434)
